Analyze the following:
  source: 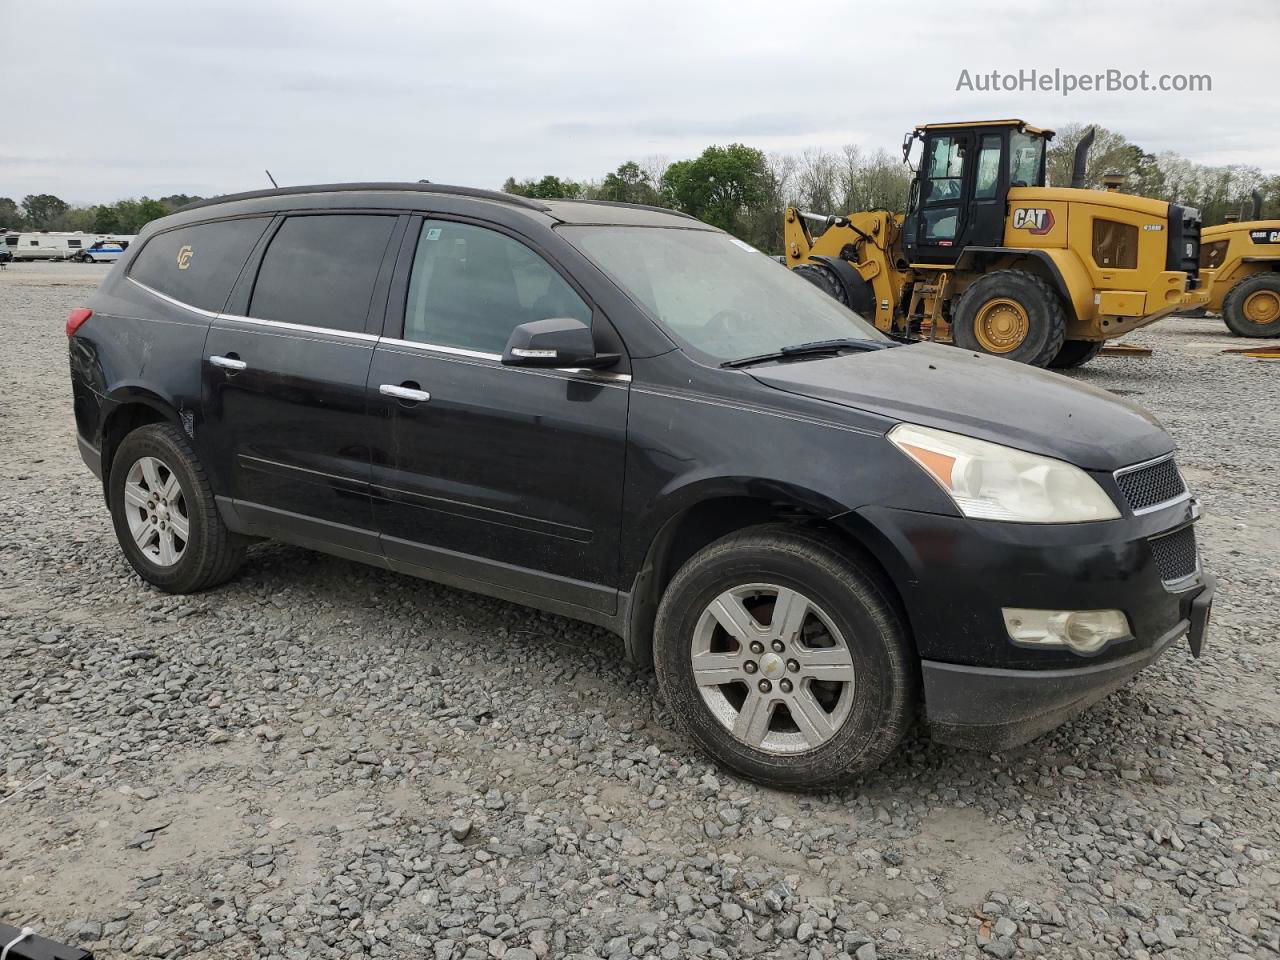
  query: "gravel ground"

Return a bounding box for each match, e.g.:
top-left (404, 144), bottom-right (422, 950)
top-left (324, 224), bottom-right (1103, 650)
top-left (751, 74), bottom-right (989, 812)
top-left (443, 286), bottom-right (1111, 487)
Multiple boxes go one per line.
top-left (1, 260), bottom-right (1278, 960)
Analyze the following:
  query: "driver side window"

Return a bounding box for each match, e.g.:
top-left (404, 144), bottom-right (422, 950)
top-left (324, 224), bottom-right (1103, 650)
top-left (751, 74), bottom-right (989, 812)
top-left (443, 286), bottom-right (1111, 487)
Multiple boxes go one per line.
top-left (403, 220), bottom-right (591, 354)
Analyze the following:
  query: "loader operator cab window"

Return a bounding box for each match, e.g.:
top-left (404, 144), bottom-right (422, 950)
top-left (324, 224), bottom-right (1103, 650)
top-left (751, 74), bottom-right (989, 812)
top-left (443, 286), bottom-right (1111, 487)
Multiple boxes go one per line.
top-left (974, 135), bottom-right (1002, 200)
top-left (1009, 131), bottom-right (1045, 188)
top-left (922, 135), bottom-right (965, 242)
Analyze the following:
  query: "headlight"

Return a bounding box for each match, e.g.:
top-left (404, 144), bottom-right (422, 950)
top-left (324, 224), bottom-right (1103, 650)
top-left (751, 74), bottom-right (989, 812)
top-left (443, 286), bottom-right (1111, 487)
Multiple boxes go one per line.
top-left (888, 423), bottom-right (1120, 523)
top-left (1003, 608), bottom-right (1130, 655)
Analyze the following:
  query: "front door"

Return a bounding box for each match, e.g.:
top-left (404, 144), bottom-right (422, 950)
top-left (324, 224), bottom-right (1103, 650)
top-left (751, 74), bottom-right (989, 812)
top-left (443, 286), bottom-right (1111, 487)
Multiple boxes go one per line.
top-left (367, 217), bottom-right (629, 614)
top-left (201, 212), bottom-right (405, 556)
top-left (908, 132), bottom-right (971, 264)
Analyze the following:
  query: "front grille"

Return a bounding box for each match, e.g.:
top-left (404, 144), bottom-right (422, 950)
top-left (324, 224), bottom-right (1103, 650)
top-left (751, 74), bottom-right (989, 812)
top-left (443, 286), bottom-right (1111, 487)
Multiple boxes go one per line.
top-left (1115, 457), bottom-right (1187, 513)
top-left (1150, 526), bottom-right (1198, 585)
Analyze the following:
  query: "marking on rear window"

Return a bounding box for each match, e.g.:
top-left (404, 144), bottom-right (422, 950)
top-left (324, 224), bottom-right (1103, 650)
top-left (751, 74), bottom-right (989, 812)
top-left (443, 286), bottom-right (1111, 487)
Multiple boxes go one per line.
top-left (424, 228), bottom-right (442, 241)
top-left (177, 245), bottom-right (193, 270)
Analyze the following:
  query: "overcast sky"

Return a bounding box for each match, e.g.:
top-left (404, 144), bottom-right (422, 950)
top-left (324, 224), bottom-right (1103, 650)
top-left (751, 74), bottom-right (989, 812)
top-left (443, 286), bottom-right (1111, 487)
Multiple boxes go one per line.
top-left (3, 0), bottom-right (1278, 204)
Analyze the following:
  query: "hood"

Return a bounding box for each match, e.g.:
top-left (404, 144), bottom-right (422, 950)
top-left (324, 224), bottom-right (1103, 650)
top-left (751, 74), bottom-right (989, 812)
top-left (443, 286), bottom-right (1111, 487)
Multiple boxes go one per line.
top-left (749, 342), bottom-right (1172, 471)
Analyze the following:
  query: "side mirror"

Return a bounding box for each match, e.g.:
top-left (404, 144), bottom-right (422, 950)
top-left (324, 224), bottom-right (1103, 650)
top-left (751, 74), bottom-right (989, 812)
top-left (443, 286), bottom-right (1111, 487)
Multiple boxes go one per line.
top-left (501, 317), bottom-right (619, 369)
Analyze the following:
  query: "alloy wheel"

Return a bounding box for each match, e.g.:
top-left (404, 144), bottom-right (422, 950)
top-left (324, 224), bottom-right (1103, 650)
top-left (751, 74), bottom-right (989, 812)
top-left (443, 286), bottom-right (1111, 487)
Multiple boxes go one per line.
top-left (690, 583), bottom-right (855, 755)
top-left (123, 456), bottom-right (190, 567)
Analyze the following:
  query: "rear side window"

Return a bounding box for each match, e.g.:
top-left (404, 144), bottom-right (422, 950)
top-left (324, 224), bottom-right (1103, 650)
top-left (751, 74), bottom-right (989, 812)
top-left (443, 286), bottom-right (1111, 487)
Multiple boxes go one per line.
top-left (403, 219), bottom-right (590, 353)
top-left (250, 215), bottom-right (397, 333)
top-left (131, 217), bottom-right (271, 312)
top-left (130, 217), bottom-right (270, 313)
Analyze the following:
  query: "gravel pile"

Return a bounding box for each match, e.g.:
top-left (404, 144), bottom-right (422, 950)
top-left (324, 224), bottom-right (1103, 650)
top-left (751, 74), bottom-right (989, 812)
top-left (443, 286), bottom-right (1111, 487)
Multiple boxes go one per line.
top-left (1, 261), bottom-right (1277, 960)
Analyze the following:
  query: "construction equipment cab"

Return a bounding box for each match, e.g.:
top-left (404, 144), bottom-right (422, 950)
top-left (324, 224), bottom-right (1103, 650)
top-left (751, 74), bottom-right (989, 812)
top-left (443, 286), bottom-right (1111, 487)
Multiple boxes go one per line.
top-left (785, 119), bottom-right (1210, 367)
top-left (1197, 190), bottom-right (1280, 338)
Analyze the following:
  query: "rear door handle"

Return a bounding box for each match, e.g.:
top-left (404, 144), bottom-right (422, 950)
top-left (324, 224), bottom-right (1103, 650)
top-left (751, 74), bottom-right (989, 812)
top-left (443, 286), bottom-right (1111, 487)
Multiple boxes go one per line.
top-left (209, 355), bottom-right (247, 371)
top-left (379, 383), bottom-right (431, 402)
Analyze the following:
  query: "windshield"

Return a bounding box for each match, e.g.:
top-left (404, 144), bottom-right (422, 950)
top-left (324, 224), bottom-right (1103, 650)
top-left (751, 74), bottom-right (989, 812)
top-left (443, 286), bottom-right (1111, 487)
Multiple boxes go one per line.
top-left (561, 226), bottom-right (886, 364)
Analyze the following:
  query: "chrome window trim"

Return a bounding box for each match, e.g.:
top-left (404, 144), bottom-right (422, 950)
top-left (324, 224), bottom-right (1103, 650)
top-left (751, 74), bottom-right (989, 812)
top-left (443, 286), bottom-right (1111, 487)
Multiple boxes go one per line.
top-left (377, 337), bottom-right (501, 361)
top-left (220, 313), bottom-right (380, 342)
top-left (127, 277), bottom-right (220, 319)
top-left (1113, 453), bottom-right (1191, 516)
top-left (128, 278), bottom-right (381, 343)
top-left (377, 337), bottom-right (632, 383)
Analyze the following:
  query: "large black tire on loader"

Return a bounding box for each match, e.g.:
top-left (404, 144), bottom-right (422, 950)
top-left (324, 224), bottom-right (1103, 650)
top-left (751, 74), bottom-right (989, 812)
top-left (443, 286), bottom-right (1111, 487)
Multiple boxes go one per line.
top-left (951, 269), bottom-right (1068, 367)
top-left (793, 261), bottom-right (876, 319)
top-left (1048, 339), bottom-right (1104, 369)
top-left (1221, 272), bottom-right (1280, 338)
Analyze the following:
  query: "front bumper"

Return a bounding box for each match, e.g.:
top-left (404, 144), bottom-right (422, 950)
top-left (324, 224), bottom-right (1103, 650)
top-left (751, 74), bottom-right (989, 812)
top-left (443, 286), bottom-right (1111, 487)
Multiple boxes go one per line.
top-left (923, 575), bottom-right (1213, 750)
top-left (839, 496), bottom-right (1211, 750)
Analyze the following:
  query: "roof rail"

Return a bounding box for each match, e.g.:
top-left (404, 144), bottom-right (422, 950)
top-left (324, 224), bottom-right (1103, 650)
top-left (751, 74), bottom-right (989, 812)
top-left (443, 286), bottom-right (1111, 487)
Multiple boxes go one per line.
top-left (549, 198), bottom-right (697, 221)
top-left (177, 182), bottom-right (552, 214)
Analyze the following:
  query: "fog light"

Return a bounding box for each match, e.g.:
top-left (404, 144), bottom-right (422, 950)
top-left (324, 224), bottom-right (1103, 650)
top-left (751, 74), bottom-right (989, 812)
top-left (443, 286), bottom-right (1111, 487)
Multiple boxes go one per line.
top-left (1002, 608), bottom-right (1130, 655)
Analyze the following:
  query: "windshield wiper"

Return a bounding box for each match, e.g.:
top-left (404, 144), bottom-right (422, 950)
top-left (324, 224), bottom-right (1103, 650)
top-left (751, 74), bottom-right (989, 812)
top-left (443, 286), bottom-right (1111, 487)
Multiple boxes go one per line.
top-left (721, 337), bottom-right (893, 369)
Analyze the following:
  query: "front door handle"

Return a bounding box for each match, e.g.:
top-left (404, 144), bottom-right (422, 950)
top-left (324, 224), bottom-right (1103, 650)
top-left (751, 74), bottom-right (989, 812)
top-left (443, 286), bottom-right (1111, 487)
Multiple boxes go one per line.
top-left (379, 383), bottom-right (431, 403)
top-left (209, 355), bottom-right (247, 371)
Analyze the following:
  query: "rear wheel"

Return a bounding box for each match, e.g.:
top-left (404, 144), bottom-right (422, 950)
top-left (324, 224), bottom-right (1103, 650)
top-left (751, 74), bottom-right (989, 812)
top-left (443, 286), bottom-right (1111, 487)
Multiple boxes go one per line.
top-left (1048, 339), bottom-right (1104, 369)
top-left (654, 525), bottom-right (915, 789)
top-left (1222, 273), bottom-right (1280, 338)
top-left (951, 269), bottom-right (1067, 366)
top-left (108, 423), bottom-right (246, 593)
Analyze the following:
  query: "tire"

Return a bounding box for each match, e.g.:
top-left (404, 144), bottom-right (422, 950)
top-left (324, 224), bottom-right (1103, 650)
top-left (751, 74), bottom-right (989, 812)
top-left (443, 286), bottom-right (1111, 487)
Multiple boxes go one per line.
top-left (108, 422), bottom-right (246, 593)
top-left (653, 524), bottom-right (916, 789)
top-left (793, 262), bottom-right (850, 308)
top-left (793, 261), bottom-right (876, 318)
top-left (1221, 273), bottom-right (1280, 338)
top-left (1047, 339), bottom-right (1104, 369)
top-left (951, 269), bottom-right (1068, 366)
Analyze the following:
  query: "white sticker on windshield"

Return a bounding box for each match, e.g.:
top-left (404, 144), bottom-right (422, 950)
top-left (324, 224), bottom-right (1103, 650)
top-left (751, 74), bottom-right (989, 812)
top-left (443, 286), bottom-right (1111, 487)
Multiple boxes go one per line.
top-left (425, 228), bottom-right (442, 240)
top-left (727, 237), bottom-right (759, 253)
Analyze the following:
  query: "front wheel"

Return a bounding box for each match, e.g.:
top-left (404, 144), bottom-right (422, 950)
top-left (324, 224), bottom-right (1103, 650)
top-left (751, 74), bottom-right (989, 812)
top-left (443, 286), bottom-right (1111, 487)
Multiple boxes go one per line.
top-left (951, 269), bottom-right (1068, 366)
top-left (108, 423), bottom-right (246, 593)
top-left (654, 525), bottom-right (915, 789)
top-left (1222, 273), bottom-right (1280, 337)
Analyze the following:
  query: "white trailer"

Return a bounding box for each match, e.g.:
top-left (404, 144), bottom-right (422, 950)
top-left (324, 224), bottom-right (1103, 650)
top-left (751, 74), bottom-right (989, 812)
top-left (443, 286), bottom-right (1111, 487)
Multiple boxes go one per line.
top-left (10, 232), bottom-right (99, 261)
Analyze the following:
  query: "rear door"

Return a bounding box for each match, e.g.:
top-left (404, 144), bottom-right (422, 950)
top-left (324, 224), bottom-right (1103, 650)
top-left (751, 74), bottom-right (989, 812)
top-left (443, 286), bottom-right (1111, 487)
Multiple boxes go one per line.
top-left (201, 212), bottom-right (405, 558)
top-left (366, 216), bottom-right (630, 614)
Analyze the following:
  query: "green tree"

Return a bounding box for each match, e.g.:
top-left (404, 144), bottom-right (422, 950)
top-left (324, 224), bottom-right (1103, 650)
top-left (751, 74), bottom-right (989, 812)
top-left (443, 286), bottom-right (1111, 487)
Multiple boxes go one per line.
top-left (159, 194), bottom-right (203, 211)
top-left (1046, 124), bottom-right (1138, 189)
top-left (92, 205), bottom-right (124, 234)
top-left (661, 143), bottom-right (768, 240)
top-left (599, 161), bottom-right (661, 206)
top-left (0, 197), bottom-right (26, 230)
top-left (502, 175), bottom-right (584, 199)
top-left (21, 193), bottom-right (69, 229)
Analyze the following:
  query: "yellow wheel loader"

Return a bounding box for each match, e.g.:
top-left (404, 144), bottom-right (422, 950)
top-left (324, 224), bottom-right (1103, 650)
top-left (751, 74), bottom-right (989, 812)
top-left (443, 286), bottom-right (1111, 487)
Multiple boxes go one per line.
top-left (1198, 190), bottom-right (1280, 338)
top-left (784, 120), bottom-right (1210, 367)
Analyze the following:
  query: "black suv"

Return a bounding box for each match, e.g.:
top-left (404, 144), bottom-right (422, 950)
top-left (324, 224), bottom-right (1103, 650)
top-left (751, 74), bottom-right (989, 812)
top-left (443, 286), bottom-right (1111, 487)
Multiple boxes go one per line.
top-left (68, 183), bottom-right (1214, 788)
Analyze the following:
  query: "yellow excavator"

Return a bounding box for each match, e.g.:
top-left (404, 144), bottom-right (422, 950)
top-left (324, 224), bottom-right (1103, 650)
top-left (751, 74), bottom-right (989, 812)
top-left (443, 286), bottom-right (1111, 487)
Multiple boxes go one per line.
top-left (784, 120), bottom-right (1210, 367)
top-left (1197, 190), bottom-right (1280, 337)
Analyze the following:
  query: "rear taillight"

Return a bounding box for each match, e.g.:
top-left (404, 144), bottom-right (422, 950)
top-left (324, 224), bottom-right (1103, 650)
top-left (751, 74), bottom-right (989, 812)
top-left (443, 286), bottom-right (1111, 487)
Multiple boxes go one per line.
top-left (66, 308), bottom-right (92, 337)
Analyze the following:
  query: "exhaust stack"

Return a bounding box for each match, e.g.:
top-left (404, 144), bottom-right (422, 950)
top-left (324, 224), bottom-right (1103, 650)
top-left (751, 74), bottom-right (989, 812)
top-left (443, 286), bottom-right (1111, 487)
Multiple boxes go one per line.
top-left (1251, 189), bottom-right (1264, 221)
top-left (1070, 127), bottom-right (1096, 189)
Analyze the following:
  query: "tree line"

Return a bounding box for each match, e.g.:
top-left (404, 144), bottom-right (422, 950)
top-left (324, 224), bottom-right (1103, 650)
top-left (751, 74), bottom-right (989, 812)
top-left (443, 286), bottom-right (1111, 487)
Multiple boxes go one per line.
top-left (0, 194), bottom-right (204, 235)
top-left (6, 121), bottom-right (1275, 251)
top-left (505, 122), bottom-right (1280, 253)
